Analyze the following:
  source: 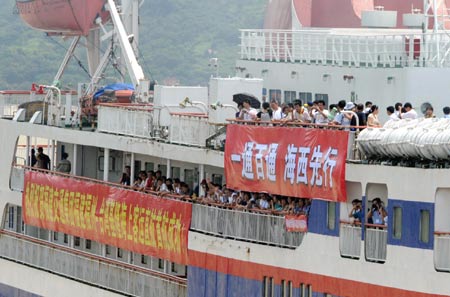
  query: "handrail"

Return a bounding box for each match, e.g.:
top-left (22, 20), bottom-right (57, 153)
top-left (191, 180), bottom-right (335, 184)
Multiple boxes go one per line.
top-left (169, 112), bottom-right (208, 118)
top-left (19, 165), bottom-right (297, 218)
top-left (226, 118), bottom-right (367, 130)
top-left (365, 223), bottom-right (388, 229)
top-left (98, 102), bottom-right (154, 111)
top-left (0, 229), bottom-right (187, 284)
top-left (339, 219), bottom-right (362, 226)
top-left (434, 231), bottom-right (450, 236)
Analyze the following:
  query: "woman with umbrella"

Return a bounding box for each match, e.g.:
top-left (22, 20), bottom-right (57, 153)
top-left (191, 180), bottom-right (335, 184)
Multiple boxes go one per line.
top-left (238, 98), bottom-right (258, 121)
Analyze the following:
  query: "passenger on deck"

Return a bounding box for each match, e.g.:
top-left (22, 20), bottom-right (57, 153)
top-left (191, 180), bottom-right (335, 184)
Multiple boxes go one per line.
top-left (368, 198), bottom-right (386, 225)
top-left (386, 106), bottom-right (398, 121)
top-left (56, 152), bottom-right (71, 173)
top-left (394, 102), bottom-right (403, 118)
top-left (443, 106), bottom-right (450, 119)
top-left (256, 102), bottom-right (273, 123)
top-left (270, 100), bottom-right (283, 120)
top-left (311, 99), bottom-right (329, 124)
top-left (36, 147), bottom-right (51, 170)
top-left (238, 98), bottom-right (257, 121)
top-left (293, 100), bottom-right (311, 123)
top-left (355, 104), bottom-right (367, 127)
top-left (424, 106), bottom-right (436, 118)
top-left (349, 199), bottom-right (363, 223)
top-left (29, 148), bottom-right (37, 167)
top-left (367, 105), bottom-right (381, 127)
top-left (400, 102), bottom-right (418, 119)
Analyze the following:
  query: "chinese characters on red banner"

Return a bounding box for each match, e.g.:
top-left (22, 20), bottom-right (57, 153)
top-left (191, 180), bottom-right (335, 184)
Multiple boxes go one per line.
top-left (225, 125), bottom-right (348, 201)
top-left (22, 171), bottom-right (192, 264)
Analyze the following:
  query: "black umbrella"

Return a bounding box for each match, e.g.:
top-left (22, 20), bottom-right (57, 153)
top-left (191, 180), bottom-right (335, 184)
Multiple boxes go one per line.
top-left (233, 93), bottom-right (261, 109)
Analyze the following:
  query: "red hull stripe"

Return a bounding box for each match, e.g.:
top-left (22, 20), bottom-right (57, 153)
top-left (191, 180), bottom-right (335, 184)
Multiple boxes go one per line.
top-left (188, 250), bottom-right (447, 297)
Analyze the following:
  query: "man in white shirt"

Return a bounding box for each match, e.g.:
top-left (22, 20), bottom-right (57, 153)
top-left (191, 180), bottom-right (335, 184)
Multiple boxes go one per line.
top-left (238, 98), bottom-right (257, 121)
top-left (400, 102), bottom-right (418, 119)
top-left (270, 100), bottom-right (283, 120)
top-left (312, 99), bottom-right (329, 124)
top-left (386, 106), bottom-right (399, 121)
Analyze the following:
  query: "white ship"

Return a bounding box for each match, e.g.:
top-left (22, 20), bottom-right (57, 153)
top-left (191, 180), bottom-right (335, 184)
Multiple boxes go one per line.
top-left (1, 0), bottom-right (450, 296)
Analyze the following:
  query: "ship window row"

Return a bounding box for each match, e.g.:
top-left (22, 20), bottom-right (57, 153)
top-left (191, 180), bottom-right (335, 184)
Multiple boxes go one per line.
top-left (262, 276), bottom-right (312, 297)
top-left (264, 88), bottom-right (328, 106)
top-left (2, 205), bottom-right (187, 278)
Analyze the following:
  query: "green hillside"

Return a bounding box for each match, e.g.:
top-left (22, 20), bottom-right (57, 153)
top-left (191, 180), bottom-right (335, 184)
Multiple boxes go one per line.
top-left (0, 0), bottom-right (265, 90)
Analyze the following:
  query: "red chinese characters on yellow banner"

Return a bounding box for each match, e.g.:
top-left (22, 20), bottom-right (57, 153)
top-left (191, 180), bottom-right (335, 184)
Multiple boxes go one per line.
top-left (225, 125), bottom-right (348, 202)
top-left (22, 171), bottom-right (192, 265)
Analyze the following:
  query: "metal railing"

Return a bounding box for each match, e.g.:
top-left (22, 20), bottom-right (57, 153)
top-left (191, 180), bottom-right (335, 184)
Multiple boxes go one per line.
top-left (10, 165), bottom-right (24, 192)
top-left (434, 232), bottom-right (450, 272)
top-left (97, 103), bottom-right (154, 138)
top-left (339, 221), bottom-right (362, 258)
top-left (0, 230), bottom-right (187, 297)
top-left (191, 204), bottom-right (304, 248)
top-left (365, 225), bottom-right (388, 262)
top-left (168, 113), bottom-right (210, 147)
top-left (240, 29), bottom-right (450, 68)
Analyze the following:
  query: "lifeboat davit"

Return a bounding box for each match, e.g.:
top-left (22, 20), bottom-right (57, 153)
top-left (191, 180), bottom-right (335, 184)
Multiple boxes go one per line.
top-left (16, 0), bottom-right (107, 36)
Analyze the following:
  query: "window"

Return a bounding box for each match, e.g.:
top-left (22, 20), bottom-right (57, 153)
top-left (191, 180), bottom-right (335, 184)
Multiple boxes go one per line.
top-left (74, 236), bottom-right (80, 247)
top-left (184, 169), bottom-right (195, 190)
top-left (171, 262), bottom-right (178, 273)
top-left (262, 277), bottom-right (274, 297)
top-left (287, 281), bottom-right (292, 297)
top-left (158, 164), bottom-right (167, 176)
top-left (269, 89), bottom-right (281, 103)
top-left (299, 92), bottom-right (312, 103)
top-left (314, 94), bottom-right (329, 107)
top-left (145, 162), bottom-right (154, 172)
top-left (212, 174), bottom-right (222, 186)
top-left (85, 239), bottom-right (91, 250)
top-left (327, 202), bottom-right (336, 230)
top-left (63, 233), bottom-right (68, 244)
top-left (158, 258), bottom-right (164, 269)
top-left (300, 284), bottom-right (305, 297)
top-left (117, 248), bottom-right (123, 258)
top-left (171, 167), bottom-right (181, 179)
top-left (281, 280), bottom-right (286, 297)
top-left (53, 232), bottom-right (58, 241)
top-left (141, 255), bottom-right (148, 264)
top-left (281, 280), bottom-right (292, 297)
top-left (105, 245), bottom-right (111, 255)
top-left (7, 206), bottom-right (14, 229)
top-left (284, 91), bottom-right (297, 104)
top-left (98, 156), bottom-right (116, 171)
top-left (420, 210), bottom-right (430, 243)
top-left (300, 284), bottom-right (312, 297)
top-left (393, 207), bottom-right (402, 239)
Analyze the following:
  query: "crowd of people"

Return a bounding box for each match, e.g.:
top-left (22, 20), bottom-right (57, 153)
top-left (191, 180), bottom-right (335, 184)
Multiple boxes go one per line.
top-left (236, 98), bottom-right (450, 128)
top-left (119, 166), bottom-right (312, 216)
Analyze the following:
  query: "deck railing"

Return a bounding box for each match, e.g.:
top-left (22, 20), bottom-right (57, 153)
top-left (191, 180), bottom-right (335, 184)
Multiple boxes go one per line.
top-left (0, 230), bottom-right (187, 297)
top-left (365, 224), bottom-right (388, 262)
top-left (339, 221), bottom-right (362, 259)
top-left (240, 29), bottom-right (450, 68)
top-left (434, 232), bottom-right (450, 272)
top-left (191, 203), bottom-right (304, 248)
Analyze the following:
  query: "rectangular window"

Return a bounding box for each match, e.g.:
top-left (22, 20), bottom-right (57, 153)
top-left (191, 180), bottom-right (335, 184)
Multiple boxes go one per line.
top-left (117, 248), bottom-right (123, 258)
top-left (184, 169), bottom-right (195, 191)
top-left (63, 233), bottom-right (68, 244)
top-left (105, 245), bottom-right (111, 255)
top-left (158, 258), bottom-right (164, 269)
top-left (299, 92), bottom-right (312, 104)
top-left (171, 262), bottom-right (178, 273)
top-left (171, 167), bottom-right (181, 179)
top-left (141, 255), bottom-right (148, 264)
top-left (281, 280), bottom-right (286, 297)
top-left (85, 239), bottom-right (91, 250)
top-left (306, 285), bottom-right (312, 297)
top-left (159, 165), bottom-right (167, 177)
top-left (145, 162), bottom-right (154, 172)
top-left (300, 284), bottom-right (305, 297)
top-left (269, 89), bottom-right (281, 103)
top-left (53, 232), bottom-right (58, 241)
top-left (393, 207), bottom-right (402, 239)
top-left (268, 277), bottom-right (274, 297)
top-left (98, 156), bottom-right (116, 171)
top-left (8, 206), bottom-right (14, 229)
top-left (284, 91), bottom-right (297, 104)
top-left (212, 174), bottom-right (222, 186)
top-left (74, 236), bottom-right (80, 247)
top-left (420, 210), bottom-right (430, 243)
top-left (327, 202), bottom-right (336, 230)
top-left (287, 281), bottom-right (292, 297)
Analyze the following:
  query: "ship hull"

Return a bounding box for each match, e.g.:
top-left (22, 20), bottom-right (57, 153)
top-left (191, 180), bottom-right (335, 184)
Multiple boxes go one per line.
top-left (16, 0), bottom-right (106, 35)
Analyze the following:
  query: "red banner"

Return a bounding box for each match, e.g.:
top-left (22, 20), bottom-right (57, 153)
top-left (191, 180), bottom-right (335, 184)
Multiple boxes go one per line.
top-left (22, 171), bottom-right (192, 265)
top-left (225, 125), bottom-right (348, 201)
top-left (285, 215), bottom-right (308, 232)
